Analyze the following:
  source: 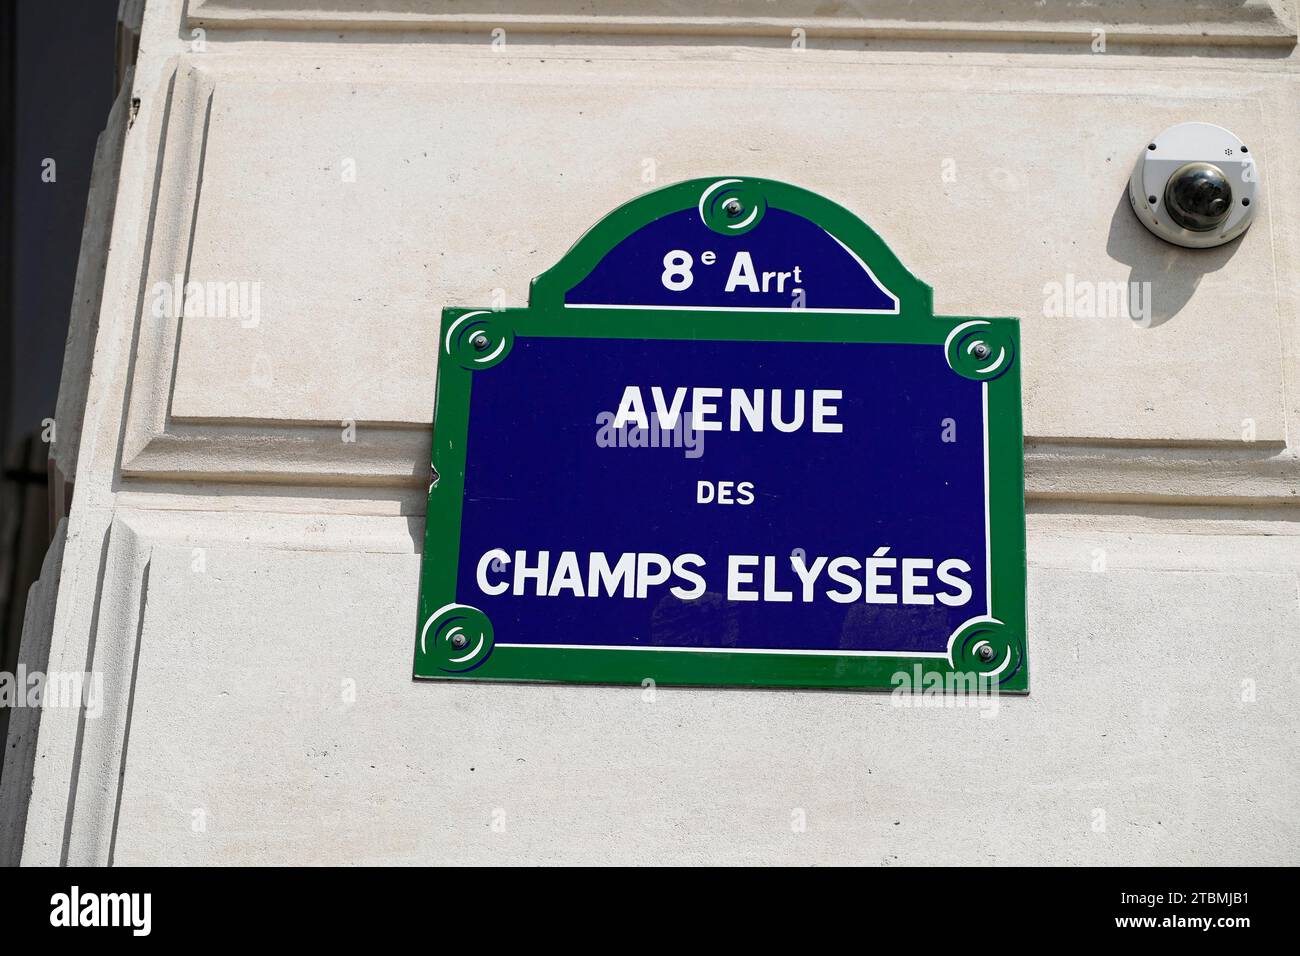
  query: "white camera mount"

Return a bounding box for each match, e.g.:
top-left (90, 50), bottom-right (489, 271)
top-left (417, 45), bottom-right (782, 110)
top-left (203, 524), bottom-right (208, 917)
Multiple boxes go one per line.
top-left (1128, 122), bottom-right (1258, 249)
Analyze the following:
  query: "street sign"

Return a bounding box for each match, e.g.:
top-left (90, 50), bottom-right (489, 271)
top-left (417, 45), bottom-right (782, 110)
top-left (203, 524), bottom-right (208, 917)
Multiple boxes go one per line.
top-left (415, 177), bottom-right (1027, 692)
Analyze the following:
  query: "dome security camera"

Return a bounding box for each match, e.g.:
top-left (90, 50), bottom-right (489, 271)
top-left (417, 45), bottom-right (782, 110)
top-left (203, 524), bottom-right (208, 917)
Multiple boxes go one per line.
top-left (1128, 122), bottom-right (1258, 249)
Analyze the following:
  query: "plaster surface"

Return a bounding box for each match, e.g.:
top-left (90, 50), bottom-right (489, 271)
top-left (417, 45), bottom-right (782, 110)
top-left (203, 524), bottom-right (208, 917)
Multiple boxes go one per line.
top-left (103, 530), bottom-right (1298, 865)
top-left (7, 0), bottom-right (1300, 865)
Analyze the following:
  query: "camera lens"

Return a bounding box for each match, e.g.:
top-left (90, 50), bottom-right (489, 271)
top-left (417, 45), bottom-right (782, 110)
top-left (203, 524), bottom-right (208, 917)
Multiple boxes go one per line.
top-left (1164, 162), bottom-right (1232, 232)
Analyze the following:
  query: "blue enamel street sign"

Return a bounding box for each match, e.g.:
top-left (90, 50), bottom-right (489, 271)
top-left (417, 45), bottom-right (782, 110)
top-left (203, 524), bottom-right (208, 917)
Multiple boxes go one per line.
top-left (416, 177), bottom-right (1027, 692)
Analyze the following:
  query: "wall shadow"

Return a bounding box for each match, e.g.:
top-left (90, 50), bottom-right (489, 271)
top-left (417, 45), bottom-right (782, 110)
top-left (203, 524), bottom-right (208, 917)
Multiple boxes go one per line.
top-left (1104, 188), bottom-right (1244, 328)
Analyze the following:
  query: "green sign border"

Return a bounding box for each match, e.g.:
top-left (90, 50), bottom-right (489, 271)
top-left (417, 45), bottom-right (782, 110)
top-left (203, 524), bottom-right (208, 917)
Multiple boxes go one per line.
top-left (416, 177), bottom-right (1027, 693)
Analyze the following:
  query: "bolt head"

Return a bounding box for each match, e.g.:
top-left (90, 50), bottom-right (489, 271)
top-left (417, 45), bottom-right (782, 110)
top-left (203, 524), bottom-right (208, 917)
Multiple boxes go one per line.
top-left (972, 342), bottom-right (991, 360)
top-left (451, 633), bottom-right (469, 649)
top-left (976, 644), bottom-right (996, 663)
top-left (471, 332), bottom-right (491, 352)
top-left (724, 198), bottom-right (744, 218)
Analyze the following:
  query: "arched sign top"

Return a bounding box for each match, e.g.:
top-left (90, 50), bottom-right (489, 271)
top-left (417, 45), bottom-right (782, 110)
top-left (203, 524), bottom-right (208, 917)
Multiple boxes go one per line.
top-left (530, 177), bottom-right (934, 317)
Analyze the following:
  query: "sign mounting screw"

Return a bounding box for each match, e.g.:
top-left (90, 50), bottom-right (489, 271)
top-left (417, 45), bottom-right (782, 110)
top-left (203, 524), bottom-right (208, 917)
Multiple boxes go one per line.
top-left (976, 644), bottom-right (996, 663)
top-left (972, 342), bottom-right (990, 360)
top-left (451, 633), bottom-right (469, 649)
top-left (471, 332), bottom-right (491, 352)
top-left (724, 198), bottom-right (744, 218)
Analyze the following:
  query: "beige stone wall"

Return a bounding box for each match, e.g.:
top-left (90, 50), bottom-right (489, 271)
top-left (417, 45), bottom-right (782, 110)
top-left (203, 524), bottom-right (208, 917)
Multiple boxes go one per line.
top-left (4, 0), bottom-right (1299, 864)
